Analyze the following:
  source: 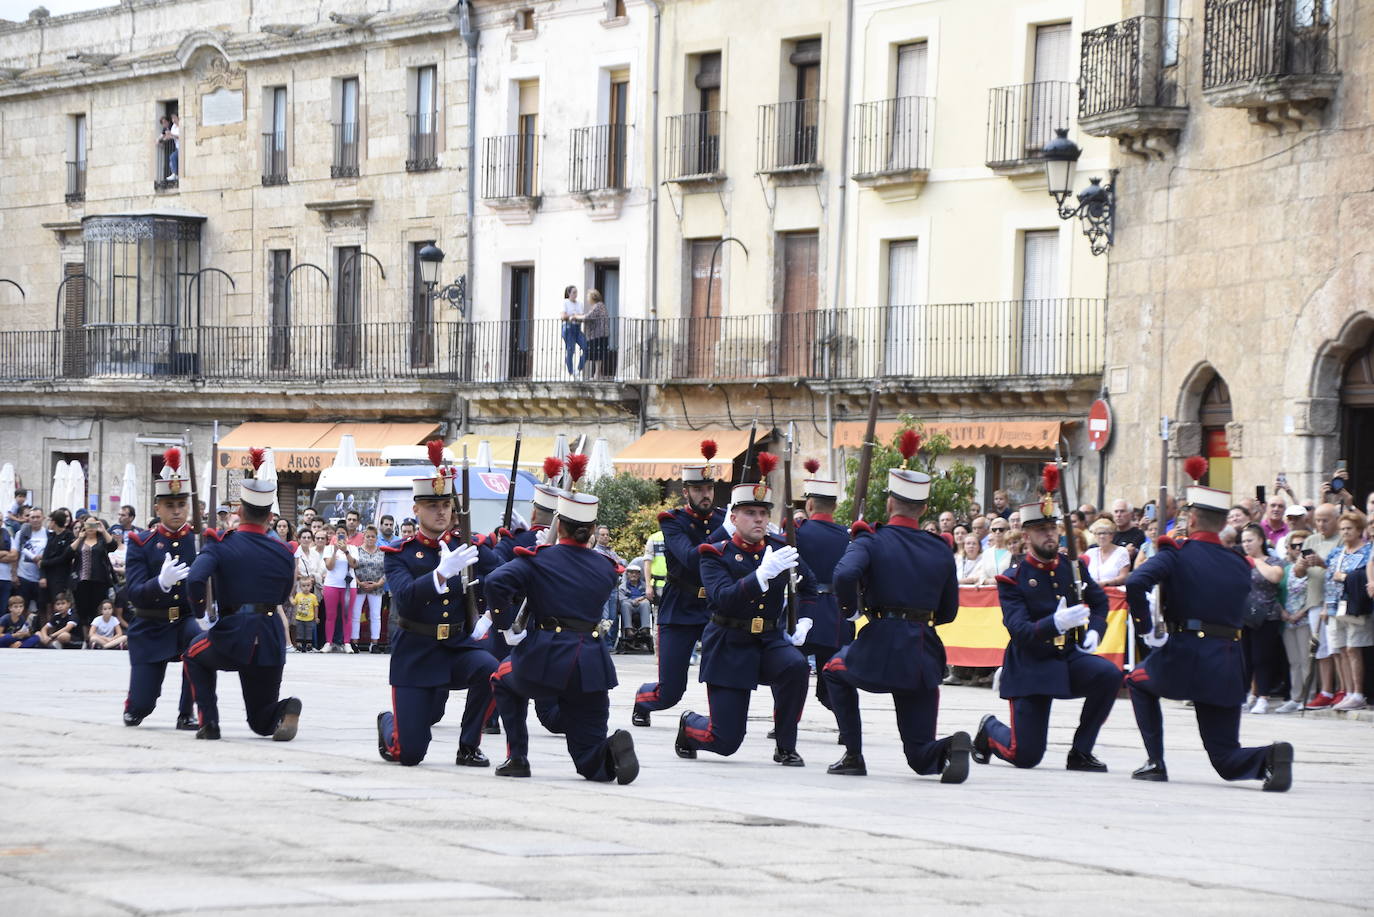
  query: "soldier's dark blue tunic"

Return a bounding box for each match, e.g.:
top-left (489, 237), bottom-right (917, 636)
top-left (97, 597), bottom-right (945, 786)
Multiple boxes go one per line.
top-left (822, 517), bottom-right (960, 775)
top-left (1125, 532), bottom-right (1271, 781)
top-left (486, 540), bottom-right (626, 781)
top-left (123, 524), bottom-right (198, 722)
top-left (678, 533), bottom-right (815, 757)
top-left (184, 523), bottom-right (296, 734)
top-left (634, 505), bottom-right (725, 719)
top-left (982, 552), bottom-right (1120, 767)
top-left (377, 531), bottom-right (498, 766)
top-left (794, 514), bottom-right (852, 707)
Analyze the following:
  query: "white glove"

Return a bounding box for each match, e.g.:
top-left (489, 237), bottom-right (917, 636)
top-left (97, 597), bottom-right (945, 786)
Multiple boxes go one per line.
top-left (157, 553), bottom-right (190, 591)
top-left (757, 545), bottom-right (798, 581)
top-left (1080, 629), bottom-right (1100, 653)
top-left (471, 611), bottom-right (493, 641)
top-left (501, 627), bottom-right (527, 646)
top-left (436, 541), bottom-right (479, 581)
top-left (1052, 598), bottom-right (1091, 633)
top-left (789, 617), bottom-right (813, 647)
top-left (1142, 629), bottom-right (1169, 649)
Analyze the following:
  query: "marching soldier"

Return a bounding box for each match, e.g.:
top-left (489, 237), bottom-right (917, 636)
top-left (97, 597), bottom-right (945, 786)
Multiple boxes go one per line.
top-left (676, 472), bottom-right (815, 767)
top-left (376, 441), bottom-right (496, 767)
top-left (183, 448), bottom-right (302, 741)
top-left (972, 497), bottom-right (1120, 771)
top-left (490, 480), bottom-right (560, 564)
top-left (122, 447), bottom-right (198, 730)
top-left (485, 491), bottom-right (640, 783)
top-left (822, 469), bottom-right (973, 783)
top-left (633, 452), bottom-right (724, 727)
top-left (793, 475), bottom-right (851, 709)
top-left (1124, 461), bottom-right (1293, 791)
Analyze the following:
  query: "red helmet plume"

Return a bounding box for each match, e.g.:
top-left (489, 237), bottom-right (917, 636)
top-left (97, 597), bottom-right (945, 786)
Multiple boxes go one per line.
top-left (756, 452), bottom-right (779, 476)
top-left (899, 430), bottom-right (921, 467)
top-left (162, 446), bottom-right (182, 473)
top-left (1041, 461), bottom-right (1061, 495)
top-left (248, 447), bottom-right (266, 473)
top-left (1183, 455), bottom-right (1208, 483)
top-left (700, 439), bottom-right (718, 462)
top-left (425, 439), bottom-right (446, 470)
top-left (542, 456), bottom-right (564, 482)
top-left (803, 457), bottom-right (821, 475)
top-left (566, 453), bottom-right (589, 485)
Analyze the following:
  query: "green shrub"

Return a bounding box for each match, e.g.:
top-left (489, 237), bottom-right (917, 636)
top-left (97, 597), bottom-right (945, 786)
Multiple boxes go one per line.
top-left (837, 415), bottom-right (977, 525)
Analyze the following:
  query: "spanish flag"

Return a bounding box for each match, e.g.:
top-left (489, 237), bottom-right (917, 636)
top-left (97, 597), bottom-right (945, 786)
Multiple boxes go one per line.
top-left (933, 586), bottom-right (1130, 669)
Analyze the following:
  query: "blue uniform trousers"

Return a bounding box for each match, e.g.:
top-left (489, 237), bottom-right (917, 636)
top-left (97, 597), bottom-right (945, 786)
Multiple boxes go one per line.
top-left (492, 668), bottom-right (616, 781)
top-left (798, 641), bottom-right (840, 709)
top-left (635, 622), bottom-right (705, 715)
top-left (380, 648), bottom-right (497, 766)
top-left (183, 636), bottom-right (285, 736)
top-left (985, 652), bottom-right (1121, 767)
top-left (823, 652), bottom-right (949, 775)
top-left (680, 644), bottom-right (809, 756)
top-left (1127, 663), bottom-right (1269, 780)
top-left (126, 660), bottom-right (194, 721)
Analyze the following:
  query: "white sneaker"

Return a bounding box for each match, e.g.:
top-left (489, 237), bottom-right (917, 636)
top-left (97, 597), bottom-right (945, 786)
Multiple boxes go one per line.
top-left (319, 643), bottom-right (333, 654)
top-left (1333, 693), bottom-right (1367, 711)
top-left (1275, 700), bottom-right (1301, 714)
top-left (1243, 693), bottom-right (1257, 710)
top-left (1251, 696), bottom-right (1269, 714)
top-left (343, 643), bottom-right (355, 654)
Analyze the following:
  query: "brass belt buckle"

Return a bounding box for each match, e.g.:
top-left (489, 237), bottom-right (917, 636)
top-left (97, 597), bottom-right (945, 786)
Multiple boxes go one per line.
top-left (697, 587), bottom-right (707, 599)
top-left (435, 624), bottom-right (450, 640)
top-left (1054, 634), bottom-right (1066, 649)
top-left (167, 607), bottom-right (179, 622)
top-left (750, 617), bottom-right (764, 635)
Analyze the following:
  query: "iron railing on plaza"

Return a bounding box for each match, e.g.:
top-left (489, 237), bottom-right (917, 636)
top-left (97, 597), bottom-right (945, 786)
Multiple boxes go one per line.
top-left (986, 81), bottom-right (1075, 167)
top-left (331, 121), bottom-right (359, 178)
top-left (664, 110), bottom-right (724, 180)
top-left (569, 123), bottom-right (630, 193)
top-left (481, 133), bottom-right (541, 199)
top-left (261, 131), bottom-right (288, 186)
top-left (852, 96), bottom-right (932, 178)
top-left (406, 113), bottom-right (439, 172)
top-left (1203, 0), bottom-right (1337, 90)
top-left (1079, 16), bottom-right (1189, 118)
top-left (758, 99), bottom-right (822, 172)
top-left (65, 160), bottom-right (86, 203)
top-left (154, 138), bottom-right (178, 191)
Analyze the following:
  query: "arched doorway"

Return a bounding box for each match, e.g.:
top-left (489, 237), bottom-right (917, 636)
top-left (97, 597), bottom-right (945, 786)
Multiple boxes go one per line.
top-left (1198, 374), bottom-right (1233, 492)
top-left (1340, 337), bottom-right (1374, 501)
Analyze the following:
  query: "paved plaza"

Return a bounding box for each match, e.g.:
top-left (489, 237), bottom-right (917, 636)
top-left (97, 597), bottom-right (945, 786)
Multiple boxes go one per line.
top-left (2, 650), bottom-right (1371, 916)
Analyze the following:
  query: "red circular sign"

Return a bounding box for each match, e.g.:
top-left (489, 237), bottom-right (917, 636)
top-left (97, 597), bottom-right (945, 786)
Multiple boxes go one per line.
top-left (1087, 399), bottom-right (1112, 451)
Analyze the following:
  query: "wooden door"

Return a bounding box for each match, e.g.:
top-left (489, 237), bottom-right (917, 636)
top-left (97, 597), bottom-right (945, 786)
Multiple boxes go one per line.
top-left (686, 240), bottom-right (721, 378)
top-left (778, 232), bottom-right (818, 377)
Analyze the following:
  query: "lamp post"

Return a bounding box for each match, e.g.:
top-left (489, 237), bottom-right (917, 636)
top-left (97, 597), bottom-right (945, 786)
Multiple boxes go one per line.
top-left (1042, 128), bottom-right (1116, 256)
top-left (417, 242), bottom-right (467, 313)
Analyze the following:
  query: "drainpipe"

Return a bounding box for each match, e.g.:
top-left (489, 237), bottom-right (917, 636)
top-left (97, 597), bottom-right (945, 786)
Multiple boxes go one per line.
top-left (643, 0), bottom-right (663, 434)
top-left (827, 0), bottom-right (856, 478)
top-left (457, 1), bottom-right (479, 435)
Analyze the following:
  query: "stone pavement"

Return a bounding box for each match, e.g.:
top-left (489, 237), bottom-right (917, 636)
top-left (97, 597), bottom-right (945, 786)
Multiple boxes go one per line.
top-left (2, 650), bottom-right (1371, 916)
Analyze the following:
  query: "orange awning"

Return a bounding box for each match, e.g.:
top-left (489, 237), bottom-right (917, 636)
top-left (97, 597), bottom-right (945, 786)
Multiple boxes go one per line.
top-left (447, 434), bottom-right (559, 470)
top-left (832, 420), bottom-right (1061, 452)
top-left (614, 428), bottom-right (762, 480)
top-left (217, 422), bottom-right (439, 474)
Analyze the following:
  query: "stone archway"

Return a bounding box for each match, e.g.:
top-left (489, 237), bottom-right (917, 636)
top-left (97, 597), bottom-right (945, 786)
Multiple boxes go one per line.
top-left (1175, 362), bottom-right (1233, 491)
top-left (1310, 311), bottom-right (1374, 501)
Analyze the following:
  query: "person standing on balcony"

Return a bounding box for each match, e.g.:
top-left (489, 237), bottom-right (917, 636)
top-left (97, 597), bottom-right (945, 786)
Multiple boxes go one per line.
top-left (583, 289), bottom-right (611, 379)
top-left (561, 285), bottom-right (588, 377)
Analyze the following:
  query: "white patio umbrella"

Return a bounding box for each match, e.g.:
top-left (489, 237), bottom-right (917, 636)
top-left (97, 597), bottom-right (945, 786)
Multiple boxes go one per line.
top-left (332, 433), bottom-right (360, 468)
top-left (552, 433), bottom-right (570, 488)
top-left (0, 463), bottom-right (15, 513)
top-left (51, 460), bottom-right (70, 512)
top-left (476, 440), bottom-right (494, 470)
top-left (68, 459), bottom-right (87, 515)
top-left (587, 437), bottom-right (614, 484)
top-left (197, 455), bottom-right (213, 514)
top-left (120, 462), bottom-right (139, 524)
top-left (258, 447), bottom-right (281, 515)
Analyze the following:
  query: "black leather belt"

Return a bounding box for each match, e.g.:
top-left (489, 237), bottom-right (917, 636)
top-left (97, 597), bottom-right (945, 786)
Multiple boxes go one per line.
top-left (711, 613), bottom-right (777, 635)
top-left (1171, 619), bottom-right (1242, 641)
top-left (666, 576), bottom-right (707, 600)
top-left (227, 603), bottom-right (279, 616)
top-left (538, 617), bottom-right (607, 636)
top-left (134, 606), bottom-right (184, 622)
top-left (867, 606), bottom-right (934, 623)
top-left (397, 616), bottom-right (463, 641)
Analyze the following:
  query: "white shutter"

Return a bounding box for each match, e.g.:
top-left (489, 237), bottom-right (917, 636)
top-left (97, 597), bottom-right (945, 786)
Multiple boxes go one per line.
top-left (1033, 23), bottom-right (1072, 82)
top-left (1029, 23), bottom-right (1071, 152)
top-left (885, 240), bottom-right (921, 376)
top-left (1021, 230), bottom-right (1059, 374)
top-left (896, 42), bottom-right (928, 98)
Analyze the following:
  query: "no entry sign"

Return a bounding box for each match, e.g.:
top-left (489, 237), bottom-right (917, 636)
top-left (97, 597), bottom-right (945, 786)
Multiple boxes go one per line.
top-left (1088, 399), bottom-right (1112, 452)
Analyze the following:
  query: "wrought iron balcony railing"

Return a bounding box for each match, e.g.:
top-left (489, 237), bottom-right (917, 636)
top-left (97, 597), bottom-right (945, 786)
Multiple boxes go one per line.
top-left (569, 123), bottom-right (630, 193)
top-left (664, 111), bottom-right (724, 181)
top-left (406, 113), bottom-right (439, 172)
top-left (1080, 16), bottom-right (1189, 118)
top-left (261, 131), bottom-right (288, 186)
top-left (65, 160), bottom-right (86, 203)
top-left (1203, 0), bottom-right (1337, 90)
top-left (758, 99), bottom-right (822, 173)
top-left (852, 96), bottom-right (932, 178)
top-left (986, 81), bottom-right (1075, 168)
top-left (482, 133), bottom-right (541, 199)
top-left (332, 121), bottom-right (359, 178)
top-left (154, 138), bottom-right (178, 191)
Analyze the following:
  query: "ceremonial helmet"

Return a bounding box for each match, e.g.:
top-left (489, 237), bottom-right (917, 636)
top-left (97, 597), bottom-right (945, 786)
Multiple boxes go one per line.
top-left (239, 447), bottom-right (276, 508)
top-left (412, 439), bottom-right (457, 501)
top-left (155, 447), bottom-right (192, 500)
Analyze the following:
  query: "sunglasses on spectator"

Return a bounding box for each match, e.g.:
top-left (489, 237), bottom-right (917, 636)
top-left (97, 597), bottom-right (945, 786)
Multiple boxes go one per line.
top-left (991, 525), bottom-right (1008, 532)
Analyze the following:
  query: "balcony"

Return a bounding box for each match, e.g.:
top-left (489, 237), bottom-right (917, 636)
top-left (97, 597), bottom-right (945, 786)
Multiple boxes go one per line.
top-left (331, 121), bottom-right (359, 178)
top-left (568, 123), bottom-right (629, 220)
top-left (261, 131), bottom-right (288, 186)
top-left (406, 114), bottom-right (439, 172)
top-left (986, 81), bottom-right (1075, 180)
top-left (851, 96), bottom-right (932, 201)
top-left (664, 111), bottom-right (724, 185)
top-left (481, 133), bottom-right (541, 223)
top-left (154, 138), bottom-right (178, 192)
top-left (1202, 0), bottom-right (1339, 132)
top-left (757, 99), bottom-right (822, 176)
top-left (65, 160), bottom-right (86, 204)
top-left (1079, 17), bottom-right (1190, 158)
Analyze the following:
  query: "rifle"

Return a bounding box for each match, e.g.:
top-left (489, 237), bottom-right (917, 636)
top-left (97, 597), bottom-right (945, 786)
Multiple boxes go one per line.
top-left (851, 389), bottom-right (880, 523)
top-left (782, 422), bottom-right (798, 633)
top-left (502, 424), bottom-right (522, 535)
top-left (458, 445), bottom-right (480, 634)
top-left (740, 414), bottom-right (759, 483)
top-left (183, 430), bottom-right (205, 542)
top-left (1052, 439), bottom-right (1086, 648)
top-left (1153, 417), bottom-right (1170, 639)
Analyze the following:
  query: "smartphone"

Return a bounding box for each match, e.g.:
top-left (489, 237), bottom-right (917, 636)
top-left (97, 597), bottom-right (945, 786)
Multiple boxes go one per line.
top-left (1336, 459), bottom-right (1349, 473)
top-left (1143, 504), bottom-right (1156, 521)
top-left (1301, 548), bottom-right (1315, 557)
top-left (1277, 472), bottom-right (1288, 488)
top-left (1256, 485), bottom-right (1266, 504)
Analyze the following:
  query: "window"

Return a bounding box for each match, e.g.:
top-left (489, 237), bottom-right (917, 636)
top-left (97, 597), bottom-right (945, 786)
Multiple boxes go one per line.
top-left (684, 238), bottom-right (722, 378)
top-left (156, 99), bottom-right (179, 185)
top-left (517, 78), bottom-right (539, 196)
top-left (263, 86), bottom-right (288, 185)
top-left (885, 239), bottom-right (921, 376)
top-left (1162, 0), bottom-right (1182, 68)
top-left (614, 0), bottom-right (627, 17)
top-left (408, 65), bottom-right (438, 171)
top-left (608, 71), bottom-right (629, 187)
top-left (410, 241), bottom-right (436, 366)
top-left (777, 231), bottom-right (819, 376)
top-left (269, 250), bottom-right (291, 370)
top-left (515, 8), bottom-right (534, 31)
top-left (1020, 229), bottom-right (1060, 374)
top-left (888, 42), bottom-right (928, 171)
top-left (67, 114), bottom-right (87, 202)
top-left (335, 246), bottom-right (361, 368)
top-left (508, 265), bottom-right (534, 379)
top-left (1026, 23), bottom-right (1071, 154)
top-left (895, 42), bottom-right (927, 98)
top-left (334, 77), bottom-right (360, 178)
top-left (769, 38), bottom-right (822, 169)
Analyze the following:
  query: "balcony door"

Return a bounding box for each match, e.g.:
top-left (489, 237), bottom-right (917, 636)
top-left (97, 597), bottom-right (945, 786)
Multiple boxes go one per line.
top-left (884, 240), bottom-right (921, 377)
top-left (411, 241), bottom-right (436, 367)
top-left (335, 246), bottom-right (361, 369)
top-left (694, 52), bottom-right (722, 176)
top-left (508, 265), bottom-right (533, 379)
top-left (517, 80), bottom-right (539, 196)
top-left (686, 239), bottom-right (721, 378)
top-left (269, 250), bottom-right (291, 371)
top-left (1020, 230), bottom-right (1060, 374)
top-left (778, 231), bottom-right (818, 377)
top-left (608, 73), bottom-right (629, 188)
top-left (593, 260), bottom-right (620, 375)
top-left (1028, 23), bottom-right (1071, 155)
top-left (890, 42), bottom-right (927, 170)
top-left (789, 40), bottom-right (821, 167)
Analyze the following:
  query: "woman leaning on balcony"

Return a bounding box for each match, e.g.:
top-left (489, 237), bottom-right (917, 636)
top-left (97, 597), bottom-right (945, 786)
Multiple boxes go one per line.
top-left (583, 289), bottom-right (611, 380)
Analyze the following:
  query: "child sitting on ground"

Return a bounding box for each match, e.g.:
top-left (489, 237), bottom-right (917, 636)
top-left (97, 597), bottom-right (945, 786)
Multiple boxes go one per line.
top-left (87, 599), bottom-right (127, 649)
top-left (37, 592), bottom-right (79, 648)
top-left (0, 594), bottom-right (39, 648)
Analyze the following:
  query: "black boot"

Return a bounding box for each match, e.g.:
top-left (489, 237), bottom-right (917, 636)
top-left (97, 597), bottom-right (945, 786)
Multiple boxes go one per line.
top-left (1131, 760), bottom-right (1169, 782)
top-left (941, 731), bottom-right (972, 784)
top-left (631, 705), bottom-right (651, 728)
top-left (196, 722), bottom-right (221, 740)
top-left (608, 729), bottom-right (639, 785)
top-left (675, 711), bottom-right (697, 759)
top-left (766, 729), bottom-right (776, 740)
top-left (827, 752), bottom-right (867, 776)
top-left (123, 711), bottom-right (144, 727)
top-left (972, 714), bottom-right (993, 764)
top-left (272, 697), bottom-right (303, 742)
top-left (455, 745), bottom-right (490, 767)
top-left (495, 756), bottom-right (531, 777)
top-left (175, 713), bottom-right (198, 731)
top-left (773, 746), bottom-right (805, 767)
top-left (1262, 741), bottom-right (1293, 792)
top-left (640, 627), bottom-right (655, 654)
top-left (1066, 748), bottom-right (1108, 772)
top-left (377, 712), bottom-right (395, 762)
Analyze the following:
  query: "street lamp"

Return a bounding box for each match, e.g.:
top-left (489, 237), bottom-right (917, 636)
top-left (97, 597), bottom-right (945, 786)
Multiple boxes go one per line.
top-left (416, 242), bottom-right (467, 313)
top-left (1042, 127), bottom-right (1116, 257)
